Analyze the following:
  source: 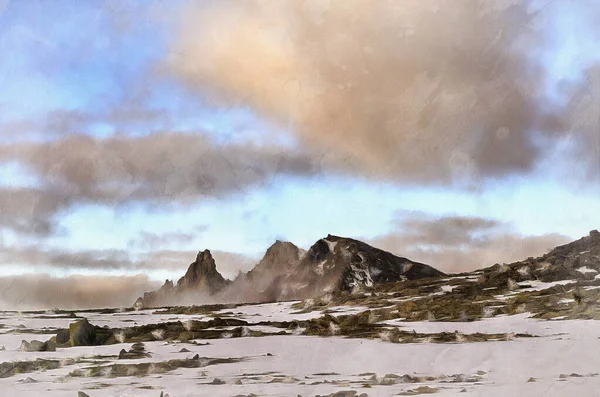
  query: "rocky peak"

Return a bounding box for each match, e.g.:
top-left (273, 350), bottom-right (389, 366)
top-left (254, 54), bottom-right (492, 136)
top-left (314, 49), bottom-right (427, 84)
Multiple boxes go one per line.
top-left (247, 240), bottom-right (304, 279)
top-left (307, 238), bottom-right (331, 262)
top-left (264, 240), bottom-right (302, 264)
top-left (195, 250), bottom-right (215, 267)
top-left (177, 249), bottom-right (227, 293)
top-left (294, 234), bottom-right (445, 294)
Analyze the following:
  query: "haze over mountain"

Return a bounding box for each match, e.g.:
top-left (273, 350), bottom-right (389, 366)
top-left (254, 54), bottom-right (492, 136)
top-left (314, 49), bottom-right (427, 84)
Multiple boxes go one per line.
top-left (133, 231), bottom-right (600, 309)
top-left (1, 1), bottom-right (600, 309)
top-left (136, 234), bottom-right (441, 308)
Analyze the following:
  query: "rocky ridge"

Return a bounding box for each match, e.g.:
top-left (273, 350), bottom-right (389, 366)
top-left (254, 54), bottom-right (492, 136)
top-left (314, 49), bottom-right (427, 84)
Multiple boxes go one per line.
top-left (134, 250), bottom-right (230, 309)
top-left (134, 230), bottom-right (600, 309)
top-left (134, 235), bottom-right (445, 308)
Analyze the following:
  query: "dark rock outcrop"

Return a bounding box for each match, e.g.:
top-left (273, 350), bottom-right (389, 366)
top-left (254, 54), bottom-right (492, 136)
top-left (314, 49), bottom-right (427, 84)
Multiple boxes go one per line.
top-left (56, 329), bottom-right (70, 345)
top-left (54, 318), bottom-right (113, 347)
top-left (118, 342), bottom-right (151, 359)
top-left (70, 318), bottom-right (96, 346)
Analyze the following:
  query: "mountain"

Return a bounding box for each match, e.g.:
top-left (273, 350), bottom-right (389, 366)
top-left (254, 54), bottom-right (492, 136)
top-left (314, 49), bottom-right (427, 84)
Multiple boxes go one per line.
top-left (479, 229), bottom-right (600, 288)
top-left (133, 235), bottom-right (445, 308)
top-left (134, 249), bottom-right (230, 309)
top-left (271, 234), bottom-right (446, 300)
top-left (176, 250), bottom-right (229, 293)
top-left (239, 240), bottom-right (306, 301)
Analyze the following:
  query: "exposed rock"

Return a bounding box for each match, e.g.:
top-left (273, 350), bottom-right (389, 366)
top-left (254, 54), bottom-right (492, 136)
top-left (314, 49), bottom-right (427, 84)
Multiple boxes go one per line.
top-left (134, 236), bottom-right (445, 306)
top-left (137, 280), bottom-right (176, 309)
top-left (70, 319), bottom-right (96, 346)
top-left (56, 329), bottom-right (70, 344)
top-left (118, 343), bottom-right (151, 359)
top-left (130, 342), bottom-right (145, 352)
top-left (19, 340), bottom-right (54, 352)
top-left (52, 319), bottom-right (112, 348)
top-left (78, 392), bottom-right (90, 397)
top-left (239, 240), bottom-right (305, 301)
top-left (135, 251), bottom-right (230, 308)
top-left (45, 340), bottom-right (56, 352)
top-left (177, 250), bottom-right (229, 293)
top-left (274, 235), bottom-right (445, 300)
top-left (133, 297), bottom-right (145, 310)
top-left (399, 386), bottom-right (438, 395)
top-left (481, 229), bottom-right (600, 288)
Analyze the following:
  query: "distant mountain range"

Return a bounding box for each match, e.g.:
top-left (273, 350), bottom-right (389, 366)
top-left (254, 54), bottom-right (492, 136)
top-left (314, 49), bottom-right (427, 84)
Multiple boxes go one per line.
top-left (135, 230), bottom-right (600, 309)
top-left (134, 234), bottom-right (445, 308)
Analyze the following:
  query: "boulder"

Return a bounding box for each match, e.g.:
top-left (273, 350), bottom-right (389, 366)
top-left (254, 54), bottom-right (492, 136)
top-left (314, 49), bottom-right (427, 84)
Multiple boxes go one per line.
top-left (118, 343), bottom-right (151, 359)
top-left (56, 329), bottom-right (70, 344)
top-left (20, 340), bottom-right (46, 352)
top-left (69, 319), bottom-right (96, 346)
top-left (45, 340), bottom-right (56, 352)
top-left (130, 342), bottom-right (145, 352)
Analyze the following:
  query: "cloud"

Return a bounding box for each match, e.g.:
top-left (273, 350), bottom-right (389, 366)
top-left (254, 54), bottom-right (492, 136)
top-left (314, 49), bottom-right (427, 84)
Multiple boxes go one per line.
top-left (168, 0), bottom-right (600, 185)
top-left (0, 240), bottom-right (258, 281)
top-left (367, 213), bottom-right (571, 272)
top-left (127, 226), bottom-right (207, 250)
top-left (210, 250), bottom-right (259, 279)
top-left (0, 274), bottom-right (159, 310)
top-left (0, 245), bottom-right (135, 271)
top-left (0, 132), bottom-right (322, 235)
top-left (0, 187), bottom-right (70, 236)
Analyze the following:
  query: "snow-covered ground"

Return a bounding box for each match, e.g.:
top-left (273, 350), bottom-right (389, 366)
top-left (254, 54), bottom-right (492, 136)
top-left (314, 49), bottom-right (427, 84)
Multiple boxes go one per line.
top-left (3, 326), bottom-right (600, 396)
top-left (2, 285), bottom-right (600, 396)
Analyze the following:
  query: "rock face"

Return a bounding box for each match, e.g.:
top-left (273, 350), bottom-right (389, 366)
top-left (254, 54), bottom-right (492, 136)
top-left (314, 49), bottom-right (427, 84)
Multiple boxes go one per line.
top-left (238, 240), bottom-right (306, 301)
top-left (248, 240), bottom-right (305, 277)
top-left (56, 329), bottom-right (70, 345)
top-left (134, 235), bottom-right (445, 307)
top-left (177, 250), bottom-right (229, 293)
top-left (19, 339), bottom-right (55, 352)
top-left (271, 235), bottom-right (445, 300)
top-left (69, 318), bottom-right (96, 346)
top-left (137, 250), bottom-right (230, 308)
top-left (118, 342), bottom-right (150, 359)
top-left (54, 318), bottom-right (113, 347)
top-left (481, 230), bottom-right (600, 287)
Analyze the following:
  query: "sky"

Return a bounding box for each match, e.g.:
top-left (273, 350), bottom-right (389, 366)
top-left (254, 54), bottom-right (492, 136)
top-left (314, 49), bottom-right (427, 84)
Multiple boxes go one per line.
top-left (0, 0), bottom-right (599, 309)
